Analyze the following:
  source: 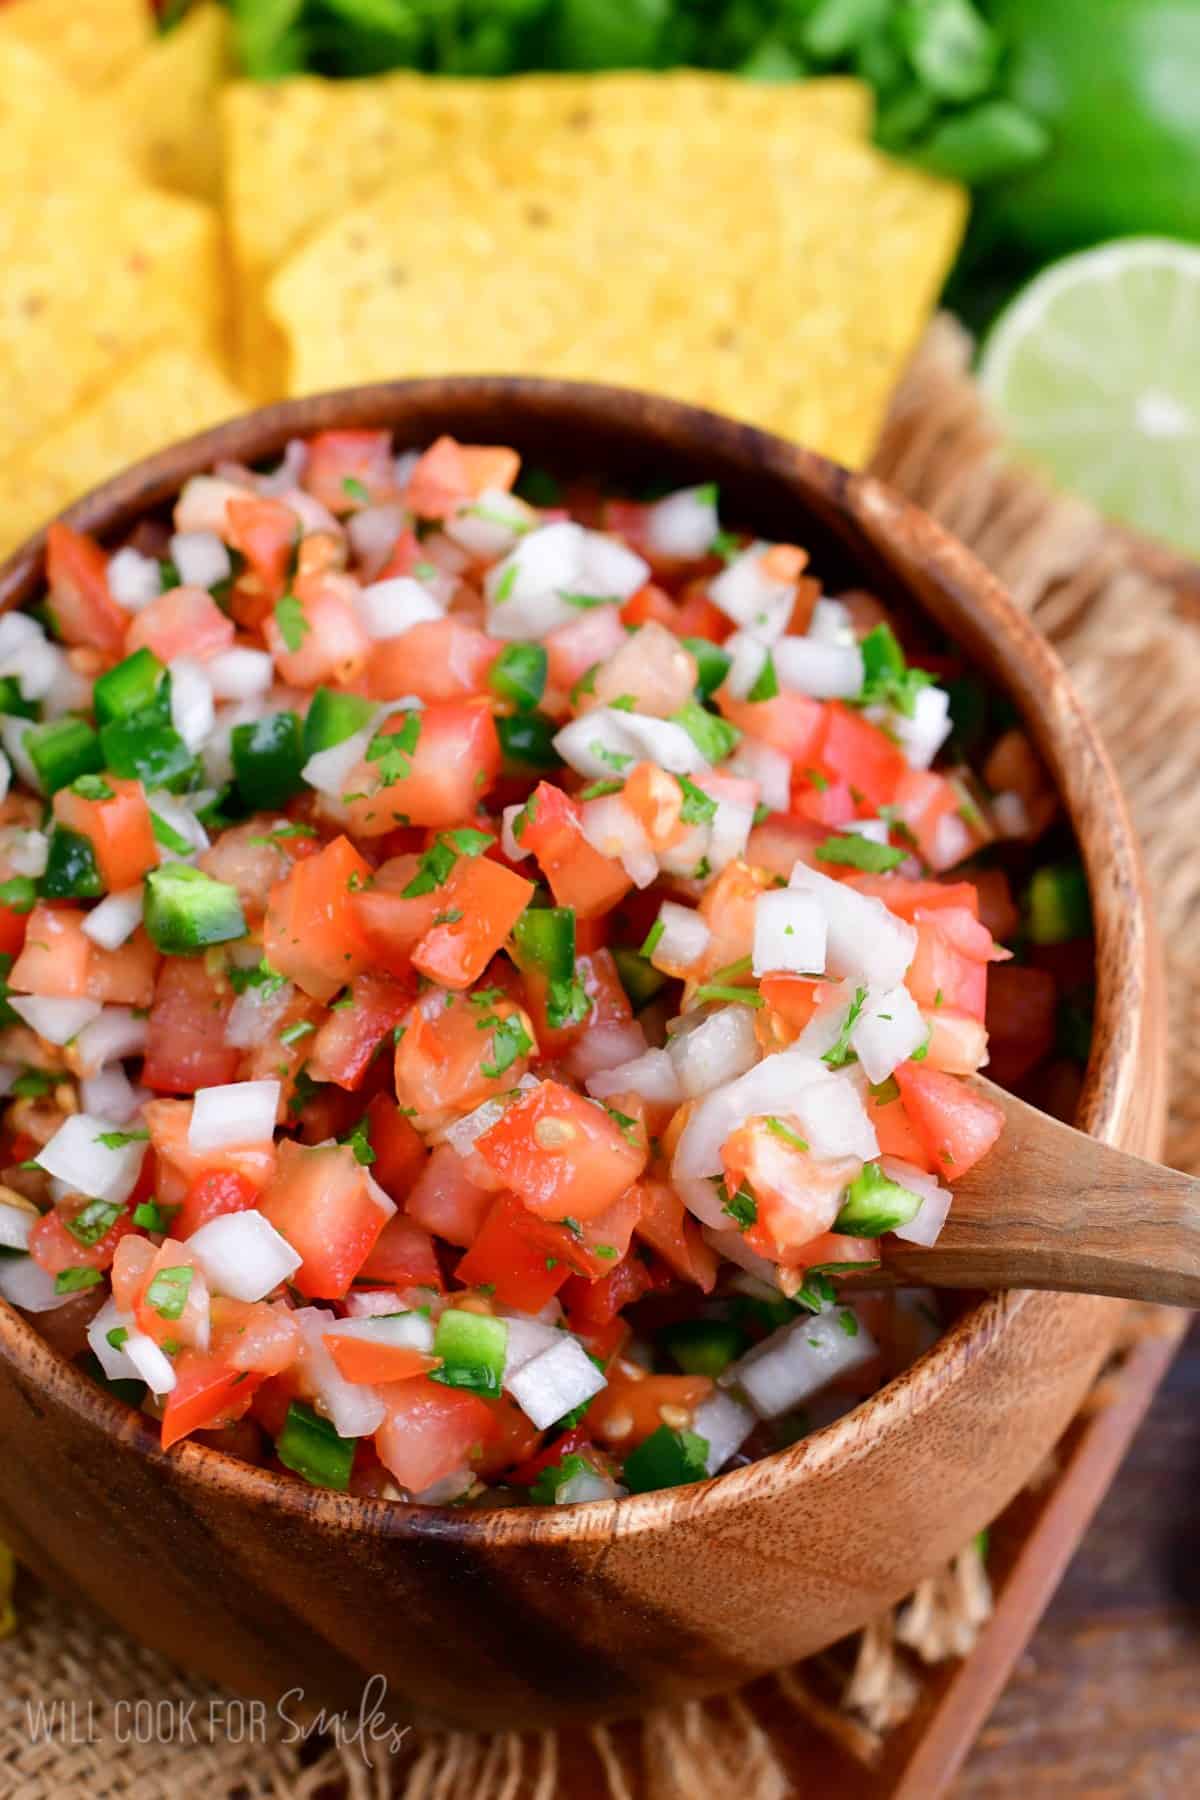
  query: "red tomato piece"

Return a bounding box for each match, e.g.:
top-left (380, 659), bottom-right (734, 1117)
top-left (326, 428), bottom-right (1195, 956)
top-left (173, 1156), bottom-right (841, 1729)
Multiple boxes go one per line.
top-left (224, 496), bottom-right (296, 604)
top-left (717, 689), bottom-right (824, 764)
top-left (394, 991), bottom-right (535, 1129)
top-left (632, 1179), bottom-right (719, 1291)
top-left (45, 523), bottom-right (127, 654)
top-left (373, 1376), bottom-right (499, 1493)
top-left (175, 1169), bottom-right (259, 1239)
top-left (262, 571), bottom-right (369, 688)
top-left (367, 617), bottom-right (499, 703)
top-left (508, 1422), bottom-right (593, 1487)
top-left (323, 1335), bottom-right (440, 1386)
top-left (620, 582), bottom-right (678, 629)
top-left (142, 957), bottom-right (239, 1093)
top-left (29, 1202), bottom-right (134, 1276)
top-left (352, 852), bottom-right (445, 977)
top-left (890, 769), bottom-right (964, 870)
top-left (588, 1370), bottom-right (712, 1451)
top-left (508, 1185), bottom-right (642, 1281)
top-left (790, 774), bottom-right (857, 828)
top-left (127, 586), bottom-right (235, 663)
top-left (411, 856), bottom-right (535, 991)
top-left (475, 1080), bottom-right (648, 1223)
top-left (894, 1062), bottom-right (1005, 1177)
top-left (363, 1093), bottom-right (428, 1201)
top-left (406, 1144), bottom-right (493, 1248)
top-left (519, 944), bottom-right (628, 1058)
top-left (816, 703), bottom-right (907, 811)
top-left (841, 875), bottom-right (981, 921)
top-left (210, 1297), bottom-right (300, 1375)
top-left (405, 436), bottom-right (519, 520)
top-left (356, 1213), bottom-right (442, 1289)
top-left (134, 1239), bottom-right (209, 1351)
top-left (513, 781), bottom-right (630, 918)
top-left (344, 700), bottom-right (501, 835)
top-left (53, 776), bottom-right (158, 893)
top-left (161, 1353), bottom-right (263, 1451)
top-left (303, 430), bottom-right (396, 515)
top-left (907, 905), bottom-right (1005, 1022)
top-left (259, 1140), bottom-right (393, 1300)
top-left (263, 834), bottom-right (373, 1002)
top-left (456, 1191), bottom-right (570, 1311)
top-left (9, 902), bottom-right (91, 997)
top-left (866, 1089), bottom-right (937, 1173)
top-left (306, 970), bottom-right (414, 1088)
top-left (561, 1254), bottom-right (655, 1334)
top-left (84, 929), bottom-right (158, 1007)
top-left (0, 902), bottom-right (27, 958)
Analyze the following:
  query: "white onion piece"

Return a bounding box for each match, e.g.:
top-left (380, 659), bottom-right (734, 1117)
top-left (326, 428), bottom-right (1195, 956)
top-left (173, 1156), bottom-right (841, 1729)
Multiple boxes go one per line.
top-left (644, 485), bottom-right (719, 559)
top-left (485, 521), bottom-right (588, 639)
top-left (788, 1071), bottom-right (878, 1162)
top-left (0, 751), bottom-right (8, 805)
top-left (555, 1465), bottom-right (625, 1504)
top-left (881, 1157), bottom-right (953, 1247)
top-left (82, 885), bottom-right (144, 950)
top-left (501, 803), bottom-right (530, 862)
top-left (169, 657), bottom-right (215, 751)
top-left (225, 978), bottom-right (294, 1050)
top-left (930, 812), bottom-right (972, 871)
top-left (586, 1047), bottom-right (683, 1108)
top-left (347, 503), bottom-right (405, 578)
top-left (2, 826), bottom-right (47, 877)
top-left (0, 1200), bottom-right (33, 1252)
top-left (174, 474), bottom-right (247, 535)
top-left (188, 1080), bottom-right (280, 1152)
top-left (668, 1005), bottom-right (759, 1100)
top-left (74, 1007), bottom-right (148, 1076)
top-left (552, 709), bottom-right (639, 781)
top-left (788, 864), bottom-right (916, 989)
top-left (106, 546), bottom-right (162, 610)
top-left (87, 1299), bottom-right (139, 1380)
top-left (170, 530), bottom-right (231, 591)
top-left (693, 1389), bottom-right (756, 1475)
top-left (728, 738), bottom-right (790, 813)
top-left (0, 1256), bottom-right (76, 1313)
top-left (709, 544), bottom-right (794, 641)
top-left (752, 888), bottom-right (827, 977)
top-left (705, 788), bottom-right (756, 872)
top-left (884, 685), bottom-right (952, 771)
top-left (147, 791), bottom-right (210, 859)
top-left (9, 995), bottom-right (102, 1045)
top-left (442, 1076), bottom-right (538, 1158)
top-left (356, 576), bottom-right (444, 640)
top-left (576, 530), bottom-right (650, 601)
top-left (294, 1307), bottom-right (386, 1438)
top-left (343, 1289), bottom-right (409, 1319)
top-left (41, 652), bottom-right (92, 719)
top-left (721, 631), bottom-right (771, 700)
top-left (1, 719), bottom-right (39, 793)
top-left (672, 1049), bottom-right (832, 1179)
top-left (80, 1065), bottom-right (144, 1124)
top-left (850, 985), bottom-right (926, 1084)
top-left (36, 1112), bottom-right (144, 1203)
top-left (206, 647), bottom-right (275, 701)
top-left (301, 717), bottom-right (378, 797)
top-left (445, 488), bottom-right (536, 558)
top-left (186, 1210), bottom-right (301, 1302)
top-left (124, 1331), bottom-right (178, 1396)
top-left (507, 1335), bottom-right (607, 1430)
top-left (726, 1307), bottom-right (877, 1418)
top-left (678, 1177), bottom-right (735, 1230)
top-left (700, 1223), bottom-right (788, 1288)
top-left (579, 794), bottom-right (657, 887)
top-left (254, 438), bottom-right (309, 497)
top-left (620, 711), bottom-right (711, 774)
top-left (323, 1311), bottom-right (437, 1353)
top-left (500, 1317), bottom-right (563, 1380)
top-left (773, 636), bottom-right (864, 699)
top-left (200, 699), bottom-right (267, 787)
top-left (281, 487), bottom-right (339, 537)
top-left (565, 1019), bottom-right (648, 1082)
top-left (648, 901), bottom-right (710, 974)
top-left (807, 598), bottom-right (854, 645)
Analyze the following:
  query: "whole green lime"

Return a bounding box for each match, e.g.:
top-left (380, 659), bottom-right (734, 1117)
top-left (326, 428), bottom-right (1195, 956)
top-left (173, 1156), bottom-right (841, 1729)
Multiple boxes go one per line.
top-left (980, 0), bottom-right (1200, 261)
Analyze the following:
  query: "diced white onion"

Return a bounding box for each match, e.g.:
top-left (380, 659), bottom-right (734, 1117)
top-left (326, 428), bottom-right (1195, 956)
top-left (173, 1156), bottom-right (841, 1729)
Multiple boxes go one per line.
top-left (206, 647), bottom-right (275, 701)
top-left (174, 474), bottom-right (246, 536)
top-left (0, 752), bottom-right (8, 805)
top-left (82, 886), bottom-right (144, 950)
top-left (501, 803), bottom-right (529, 861)
top-left (644, 486), bottom-right (719, 559)
top-left (0, 1256), bottom-right (76, 1313)
top-left (412, 1467), bottom-right (475, 1504)
top-left (678, 1177), bottom-right (733, 1230)
top-left (442, 1076), bottom-right (537, 1158)
top-left (201, 698), bottom-right (269, 787)
top-left (501, 1317), bottom-right (563, 1380)
top-left (700, 1223), bottom-right (788, 1287)
top-left (9, 995), bottom-right (102, 1045)
top-left (649, 901), bottom-right (711, 973)
top-left (186, 1210), bottom-right (301, 1302)
top-left (74, 1006), bottom-right (149, 1076)
top-left (709, 544), bottom-right (794, 642)
top-left (106, 546), bottom-right (162, 611)
top-left (80, 1065), bottom-right (144, 1124)
top-left (552, 709), bottom-right (637, 782)
top-left (565, 1019), bottom-right (648, 1082)
top-left (619, 711), bottom-right (711, 774)
top-left (579, 794), bottom-right (658, 887)
top-left (586, 1047), bottom-right (683, 1108)
top-left (721, 631), bottom-right (771, 700)
top-left (693, 1389), bottom-right (756, 1475)
top-left (253, 438), bottom-right (309, 497)
top-left (445, 488), bottom-right (536, 558)
top-left (726, 1307), bottom-right (877, 1418)
top-left (507, 1335), bottom-right (607, 1431)
top-left (323, 1311), bottom-right (437, 1354)
top-left (0, 1200), bottom-right (34, 1252)
top-left (842, 818), bottom-right (891, 846)
top-left (0, 616), bottom-right (58, 703)
top-left (36, 1111), bottom-right (145, 1204)
top-left (881, 1157), bottom-right (953, 1247)
top-left (295, 1307), bottom-right (386, 1438)
top-left (169, 657), bottom-right (215, 752)
top-left (124, 1331), bottom-right (178, 1396)
top-left (1, 826), bottom-right (46, 878)
top-left (555, 1465), bottom-right (625, 1504)
top-left (668, 1005), bottom-right (760, 1099)
top-left (170, 530), bottom-right (232, 592)
top-left (774, 636), bottom-right (864, 700)
top-left (788, 864), bottom-right (916, 989)
top-left (41, 652), bottom-right (92, 719)
top-left (807, 598), bottom-right (854, 645)
top-left (728, 738), bottom-right (790, 813)
top-left (347, 504), bottom-right (405, 578)
top-left (576, 530), bottom-right (650, 601)
top-left (356, 576), bottom-right (444, 640)
top-left (87, 1299), bottom-right (139, 1380)
top-left (147, 790), bottom-right (210, 859)
top-left (301, 720), bottom-right (376, 797)
top-left (281, 487), bottom-right (340, 537)
top-left (885, 685), bottom-right (953, 771)
top-left (931, 812), bottom-right (972, 871)
top-left (788, 1070), bottom-right (879, 1161)
top-left (225, 979), bottom-right (294, 1050)
top-left (850, 985), bottom-right (927, 1085)
top-left (188, 1080), bottom-right (280, 1152)
top-left (0, 719), bottom-right (39, 793)
top-left (673, 1049), bottom-right (833, 1179)
top-left (485, 521), bottom-right (588, 639)
top-left (343, 1289), bottom-right (411, 1319)
top-left (752, 888), bottom-right (827, 977)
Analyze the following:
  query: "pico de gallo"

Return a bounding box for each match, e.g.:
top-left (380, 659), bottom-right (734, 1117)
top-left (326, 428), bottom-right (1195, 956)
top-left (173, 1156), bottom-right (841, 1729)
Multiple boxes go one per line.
top-left (0, 432), bottom-right (1094, 1506)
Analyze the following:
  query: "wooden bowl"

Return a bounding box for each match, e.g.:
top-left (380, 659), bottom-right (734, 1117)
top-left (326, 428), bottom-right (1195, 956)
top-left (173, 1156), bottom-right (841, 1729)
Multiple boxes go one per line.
top-left (0, 380), bottom-right (1166, 1732)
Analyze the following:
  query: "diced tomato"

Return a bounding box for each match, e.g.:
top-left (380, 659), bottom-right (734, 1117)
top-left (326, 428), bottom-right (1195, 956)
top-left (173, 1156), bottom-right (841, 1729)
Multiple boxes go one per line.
top-left (352, 853), bottom-right (445, 977)
top-left (867, 1089), bottom-right (937, 1172)
top-left (394, 990), bottom-right (534, 1129)
top-left (53, 776), bottom-right (158, 892)
top-left (841, 875), bottom-right (980, 921)
top-left (894, 1062), bottom-right (1005, 1177)
top-left (985, 963), bottom-right (1057, 1086)
top-left (323, 1333), bottom-right (439, 1386)
top-left (263, 834), bottom-right (373, 1002)
top-left (588, 1369), bottom-right (712, 1451)
top-left (717, 688), bottom-right (824, 764)
top-left (673, 583), bottom-right (731, 641)
top-left (405, 436), bottom-right (519, 520)
top-left (508, 1422), bottom-right (593, 1487)
top-left (45, 523), bottom-right (127, 654)
top-left (561, 1253), bottom-right (655, 1334)
top-left (475, 1080), bottom-right (647, 1223)
top-left (127, 586), bottom-right (235, 664)
top-left (368, 617), bottom-right (499, 704)
top-left (696, 859), bottom-right (773, 978)
top-left (29, 1201), bottom-right (135, 1276)
top-left (263, 571), bottom-right (369, 688)
top-left (9, 902), bottom-right (91, 997)
top-left (470, 1392), bottom-right (544, 1481)
top-left (620, 582), bottom-right (678, 629)
top-left (259, 1140), bottom-right (393, 1300)
top-left (224, 496), bottom-right (297, 605)
top-left (85, 930), bottom-right (158, 1007)
top-left (790, 773), bottom-right (857, 828)
top-left (144, 1097), bottom-right (276, 1195)
top-left (505, 1182), bottom-right (643, 1282)
top-left (816, 703), bottom-right (907, 811)
top-left (363, 1093), bottom-right (428, 1201)
top-left (758, 974), bottom-right (823, 1042)
top-left (515, 782), bottom-right (630, 918)
top-left (373, 1375), bottom-right (499, 1492)
top-left (456, 1191), bottom-right (570, 1310)
top-left (723, 1124), bottom-right (855, 1262)
top-left (142, 957), bottom-right (239, 1093)
top-left (374, 526), bottom-right (421, 582)
top-left (134, 1239), bottom-right (210, 1351)
top-left (412, 856), bottom-right (534, 991)
top-left (343, 701), bottom-right (501, 837)
top-left (161, 1353), bottom-right (263, 1451)
top-left (632, 1179), bottom-right (719, 1290)
top-left (175, 1169), bottom-right (259, 1239)
top-left (303, 430), bottom-right (396, 515)
top-left (356, 1213), bottom-right (442, 1289)
top-left (907, 905), bottom-right (1006, 1022)
top-left (406, 1143), bottom-right (493, 1247)
top-left (890, 769), bottom-right (964, 870)
top-left (784, 1230), bottom-right (879, 1273)
top-left (519, 945), bottom-right (628, 1057)
top-left (0, 899), bottom-right (28, 958)
top-left (306, 969), bottom-right (414, 1088)
top-left (210, 1297), bottom-right (300, 1375)
top-left (545, 604), bottom-right (627, 692)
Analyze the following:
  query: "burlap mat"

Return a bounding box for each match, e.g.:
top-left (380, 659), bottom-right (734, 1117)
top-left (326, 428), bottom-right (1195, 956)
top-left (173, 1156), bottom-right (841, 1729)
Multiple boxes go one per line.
top-left (2, 316), bottom-right (1198, 1800)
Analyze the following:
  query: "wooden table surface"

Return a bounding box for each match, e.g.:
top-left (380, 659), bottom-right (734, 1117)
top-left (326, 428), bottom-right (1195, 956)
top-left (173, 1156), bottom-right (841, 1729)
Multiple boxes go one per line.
top-left (957, 1318), bottom-right (1200, 1797)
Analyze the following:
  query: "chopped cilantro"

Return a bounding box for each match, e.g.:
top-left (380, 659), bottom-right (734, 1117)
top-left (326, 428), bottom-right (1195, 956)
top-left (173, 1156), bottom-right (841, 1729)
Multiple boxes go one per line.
top-left (339, 1115), bottom-right (376, 1166)
top-left (367, 711), bottom-right (421, 786)
top-left (720, 1180), bottom-right (757, 1229)
top-left (341, 475), bottom-right (370, 505)
top-left (855, 623), bottom-right (935, 719)
top-left (670, 700), bottom-right (740, 763)
top-left (821, 985), bottom-right (868, 1069)
top-left (144, 1265), bottom-right (193, 1321)
top-left (640, 917), bottom-right (665, 958)
top-left (274, 593), bottom-right (310, 653)
top-left (95, 1127), bottom-right (150, 1150)
top-left (133, 1200), bottom-right (177, 1233)
top-left (588, 739), bottom-right (633, 772)
top-left (480, 1014), bottom-right (532, 1080)
top-left (765, 1117), bottom-right (809, 1152)
top-left (675, 774), bottom-right (717, 826)
top-left (815, 834), bottom-right (905, 874)
top-left (746, 651), bottom-right (779, 703)
top-left (66, 1198), bottom-right (124, 1246)
top-left (279, 1019), bottom-right (315, 1046)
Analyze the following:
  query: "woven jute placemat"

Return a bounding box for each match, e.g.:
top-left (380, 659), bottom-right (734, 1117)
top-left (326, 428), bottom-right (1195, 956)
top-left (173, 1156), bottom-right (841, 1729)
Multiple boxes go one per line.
top-left (1, 316), bottom-right (1197, 1800)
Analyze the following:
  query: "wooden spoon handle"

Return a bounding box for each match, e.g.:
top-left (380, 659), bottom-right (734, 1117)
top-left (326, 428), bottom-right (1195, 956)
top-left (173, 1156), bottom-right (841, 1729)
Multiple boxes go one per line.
top-left (860, 1082), bottom-right (1200, 1307)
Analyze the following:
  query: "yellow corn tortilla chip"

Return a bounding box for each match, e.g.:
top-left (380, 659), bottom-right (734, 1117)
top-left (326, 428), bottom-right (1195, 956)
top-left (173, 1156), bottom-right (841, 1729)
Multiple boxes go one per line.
top-left (0, 39), bottom-right (133, 188)
top-left (0, 179), bottom-right (223, 459)
top-left (223, 70), bottom-right (872, 399)
top-left (0, 0), bottom-right (150, 89)
top-left (0, 345), bottom-right (247, 559)
top-left (269, 120), bottom-right (965, 469)
top-left (90, 3), bottom-right (232, 203)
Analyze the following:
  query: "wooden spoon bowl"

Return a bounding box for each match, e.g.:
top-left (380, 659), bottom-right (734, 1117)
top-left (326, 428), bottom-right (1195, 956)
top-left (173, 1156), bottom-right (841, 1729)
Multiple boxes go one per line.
top-left (0, 380), bottom-right (1166, 1731)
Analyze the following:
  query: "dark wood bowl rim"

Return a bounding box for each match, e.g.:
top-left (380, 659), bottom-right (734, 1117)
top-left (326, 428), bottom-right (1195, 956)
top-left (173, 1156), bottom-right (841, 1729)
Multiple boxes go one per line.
top-left (0, 377), bottom-right (1148, 1546)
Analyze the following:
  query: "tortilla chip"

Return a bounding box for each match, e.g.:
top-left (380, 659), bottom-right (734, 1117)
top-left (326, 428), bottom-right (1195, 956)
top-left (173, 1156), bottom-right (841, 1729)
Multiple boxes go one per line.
top-left (0, 345), bottom-right (247, 559)
top-left (91, 4), bottom-right (232, 203)
top-left (0, 179), bottom-right (223, 459)
top-left (269, 120), bottom-right (965, 469)
top-left (0, 39), bottom-right (133, 188)
top-left (223, 70), bottom-right (872, 399)
top-left (0, 0), bottom-right (151, 89)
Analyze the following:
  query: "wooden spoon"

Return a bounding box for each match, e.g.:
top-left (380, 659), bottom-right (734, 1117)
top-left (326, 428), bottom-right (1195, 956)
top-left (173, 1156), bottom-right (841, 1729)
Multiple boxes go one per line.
top-left (849, 1076), bottom-right (1198, 1306)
